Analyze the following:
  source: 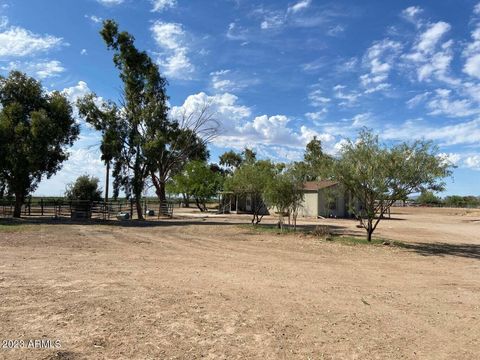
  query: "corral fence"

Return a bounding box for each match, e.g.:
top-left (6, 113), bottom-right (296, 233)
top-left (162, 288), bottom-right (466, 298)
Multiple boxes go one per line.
top-left (0, 197), bottom-right (180, 220)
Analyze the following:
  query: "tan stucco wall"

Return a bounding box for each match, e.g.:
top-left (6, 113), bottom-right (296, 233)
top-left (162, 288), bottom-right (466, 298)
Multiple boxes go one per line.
top-left (299, 191), bottom-right (318, 217)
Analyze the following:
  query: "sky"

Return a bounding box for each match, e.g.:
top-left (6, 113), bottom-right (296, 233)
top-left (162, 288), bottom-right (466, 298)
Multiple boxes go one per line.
top-left (0, 0), bottom-right (479, 196)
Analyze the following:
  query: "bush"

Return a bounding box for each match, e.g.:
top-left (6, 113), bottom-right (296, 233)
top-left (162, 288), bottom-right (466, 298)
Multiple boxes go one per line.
top-left (65, 175), bottom-right (102, 202)
top-left (313, 225), bottom-right (332, 240)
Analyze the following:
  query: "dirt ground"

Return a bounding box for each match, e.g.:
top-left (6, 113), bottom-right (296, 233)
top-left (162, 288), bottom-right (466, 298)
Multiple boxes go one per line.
top-left (0, 207), bottom-right (479, 359)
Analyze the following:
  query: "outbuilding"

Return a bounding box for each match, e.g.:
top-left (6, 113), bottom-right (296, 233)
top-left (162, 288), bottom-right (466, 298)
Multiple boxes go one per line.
top-left (299, 180), bottom-right (357, 218)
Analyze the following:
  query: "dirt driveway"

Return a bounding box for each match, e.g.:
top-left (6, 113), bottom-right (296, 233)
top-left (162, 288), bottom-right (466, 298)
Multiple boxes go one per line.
top-left (0, 207), bottom-right (479, 359)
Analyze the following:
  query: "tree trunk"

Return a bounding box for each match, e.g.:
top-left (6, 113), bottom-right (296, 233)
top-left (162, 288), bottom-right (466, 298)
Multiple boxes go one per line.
top-left (182, 193), bottom-right (190, 207)
top-left (13, 192), bottom-right (23, 218)
top-left (194, 197), bottom-right (206, 212)
top-left (367, 220), bottom-right (373, 241)
top-left (150, 172), bottom-right (167, 215)
top-left (135, 197), bottom-right (144, 220)
top-left (104, 161), bottom-right (110, 204)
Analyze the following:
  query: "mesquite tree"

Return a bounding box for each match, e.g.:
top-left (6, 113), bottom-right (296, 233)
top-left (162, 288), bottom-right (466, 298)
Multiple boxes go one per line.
top-left (225, 159), bottom-right (276, 225)
top-left (335, 129), bottom-right (453, 241)
top-left (168, 160), bottom-right (223, 212)
top-left (0, 71), bottom-right (79, 217)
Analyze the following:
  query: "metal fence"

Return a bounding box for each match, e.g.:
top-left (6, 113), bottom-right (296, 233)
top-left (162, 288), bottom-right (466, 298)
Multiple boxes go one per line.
top-left (0, 198), bottom-right (179, 220)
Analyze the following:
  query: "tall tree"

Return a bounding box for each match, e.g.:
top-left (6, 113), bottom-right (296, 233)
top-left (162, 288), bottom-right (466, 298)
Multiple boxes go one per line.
top-left (219, 150), bottom-right (243, 173)
top-left (100, 19), bottom-right (170, 219)
top-left (100, 20), bottom-right (217, 216)
top-left (0, 71), bottom-right (79, 217)
top-left (335, 129), bottom-right (453, 241)
top-left (77, 94), bottom-right (123, 203)
top-left (302, 136), bottom-right (334, 180)
top-left (148, 102), bottom-right (216, 213)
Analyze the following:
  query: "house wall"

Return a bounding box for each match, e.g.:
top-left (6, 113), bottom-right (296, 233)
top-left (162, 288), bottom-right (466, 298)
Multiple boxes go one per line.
top-left (299, 191), bottom-right (318, 217)
top-left (318, 185), bottom-right (348, 218)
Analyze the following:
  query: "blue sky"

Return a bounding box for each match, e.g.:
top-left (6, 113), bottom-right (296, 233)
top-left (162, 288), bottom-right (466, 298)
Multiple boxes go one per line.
top-left (0, 0), bottom-right (479, 196)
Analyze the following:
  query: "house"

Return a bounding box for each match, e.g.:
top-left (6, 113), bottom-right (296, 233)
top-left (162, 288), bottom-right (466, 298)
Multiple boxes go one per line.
top-left (218, 181), bottom-right (358, 218)
top-left (299, 180), bottom-right (358, 218)
top-left (218, 192), bottom-right (269, 215)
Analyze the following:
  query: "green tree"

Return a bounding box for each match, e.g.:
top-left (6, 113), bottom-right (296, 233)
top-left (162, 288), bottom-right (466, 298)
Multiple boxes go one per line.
top-left (77, 94), bottom-right (123, 203)
top-left (225, 159), bottom-right (276, 224)
top-left (416, 190), bottom-right (442, 206)
top-left (264, 167), bottom-right (304, 231)
top-left (335, 129), bottom-right (453, 241)
top-left (148, 108), bottom-right (212, 212)
top-left (100, 19), bottom-right (168, 219)
top-left (65, 175), bottom-right (103, 202)
top-left (444, 195), bottom-right (480, 208)
top-left (302, 136), bottom-right (334, 180)
top-left (219, 150), bottom-right (243, 173)
top-left (0, 71), bottom-right (79, 217)
top-left (168, 161), bottom-right (223, 212)
top-left (100, 20), bottom-right (215, 217)
top-left (242, 148), bottom-right (256, 163)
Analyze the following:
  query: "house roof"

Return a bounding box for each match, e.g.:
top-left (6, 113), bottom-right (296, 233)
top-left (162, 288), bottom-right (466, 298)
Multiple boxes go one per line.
top-left (302, 180), bottom-right (338, 191)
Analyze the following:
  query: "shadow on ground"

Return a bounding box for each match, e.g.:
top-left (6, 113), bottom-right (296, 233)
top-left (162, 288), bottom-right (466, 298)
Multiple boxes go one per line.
top-left (399, 242), bottom-right (480, 260)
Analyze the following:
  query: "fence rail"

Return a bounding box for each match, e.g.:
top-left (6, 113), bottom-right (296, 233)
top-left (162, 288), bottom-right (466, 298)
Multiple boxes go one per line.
top-left (0, 198), bottom-right (180, 220)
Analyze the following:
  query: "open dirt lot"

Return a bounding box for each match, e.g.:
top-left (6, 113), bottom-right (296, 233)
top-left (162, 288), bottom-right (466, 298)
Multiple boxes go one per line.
top-left (0, 207), bottom-right (479, 359)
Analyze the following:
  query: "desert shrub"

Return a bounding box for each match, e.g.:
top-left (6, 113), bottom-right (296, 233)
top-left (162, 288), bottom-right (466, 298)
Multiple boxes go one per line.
top-left (313, 225), bottom-right (332, 240)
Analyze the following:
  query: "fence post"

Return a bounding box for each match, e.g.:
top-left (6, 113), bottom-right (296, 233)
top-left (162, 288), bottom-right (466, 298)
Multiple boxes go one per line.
top-left (41, 198), bottom-right (44, 216)
top-left (130, 199), bottom-right (133, 220)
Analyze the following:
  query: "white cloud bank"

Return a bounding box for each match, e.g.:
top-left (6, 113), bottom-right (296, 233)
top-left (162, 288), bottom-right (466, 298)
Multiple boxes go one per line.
top-left (0, 26), bottom-right (63, 57)
top-left (150, 21), bottom-right (194, 79)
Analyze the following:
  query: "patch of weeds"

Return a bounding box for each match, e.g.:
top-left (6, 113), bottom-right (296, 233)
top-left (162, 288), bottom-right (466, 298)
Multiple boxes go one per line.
top-left (329, 235), bottom-right (405, 247)
top-left (0, 220), bottom-right (35, 233)
top-left (238, 223), bottom-right (303, 235)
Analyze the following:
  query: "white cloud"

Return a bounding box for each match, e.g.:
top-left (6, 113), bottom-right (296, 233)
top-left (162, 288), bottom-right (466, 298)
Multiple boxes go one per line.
top-left (210, 69), bottom-right (259, 93)
top-left (360, 39), bottom-right (401, 92)
top-left (151, 0), bottom-right (176, 12)
top-left (404, 21), bottom-right (453, 82)
top-left (406, 92), bottom-right (430, 108)
top-left (475, 2), bottom-right (480, 15)
top-left (416, 21), bottom-right (451, 54)
top-left (171, 91), bottom-right (334, 150)
top-left (287, 0), bottom-right (312, 14)
top-left (0, 26), bottom-right (63, 57)
top-left (401, 6), bottom-right (423, 26)
top-left (327, 24), bottom-right (345, 36)
top-left (464, 154), bottom-right (480, 170)
top-left (80, 49), bottom-right (88, 55)
top-left (351, 113), bottom-right (373, 127)
top-left (1, 60), bottom-right (65, 79)
top-left (260, 13), bottom-right (285, 30)
top-left (308, 89), bottom-right (330, 107)
top-left (333, 84), bottom-right (360, 105)
top-left (0, 15), bottom-right (7, 29)
top-left (85, 14), bottom-right (103, 24)
top-left (151, 21), bottom-right (194, 79)
top-left (382, 118), bottom-right (480, 146)
top-left (463, 26), bottom-right (480, 78)
top-left (426, 88), bottom-right (479, 118)
top-left (226, 22), bottom-right (248, 41)
top-left (62, 81), bottom-right (91, 104)
top-left (305, 109), bottom-right (327, 121)
top-left (97, 0), bottom-right (123, 6)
